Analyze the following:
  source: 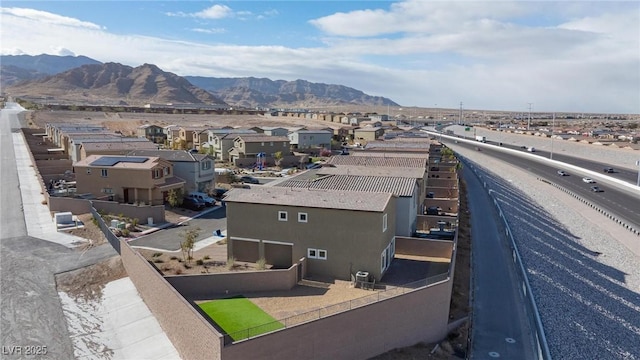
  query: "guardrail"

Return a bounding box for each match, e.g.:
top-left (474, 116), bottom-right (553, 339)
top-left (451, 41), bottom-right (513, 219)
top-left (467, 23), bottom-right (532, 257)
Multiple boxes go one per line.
top-left (424, 130), bottom-right (640, 195)
top-left (537, 178), bottom-right (640, 236)
top-left (461, 157), bottom-right (552, 360)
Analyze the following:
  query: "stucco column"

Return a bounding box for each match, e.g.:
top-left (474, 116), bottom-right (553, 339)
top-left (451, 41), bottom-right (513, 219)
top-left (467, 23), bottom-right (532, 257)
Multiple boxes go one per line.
top-left (134, 188), bottom-right (139, 203)
top-left (148, 188), bottom-right (152, 205)
top-left (258, 240), bottom-right (265, 260)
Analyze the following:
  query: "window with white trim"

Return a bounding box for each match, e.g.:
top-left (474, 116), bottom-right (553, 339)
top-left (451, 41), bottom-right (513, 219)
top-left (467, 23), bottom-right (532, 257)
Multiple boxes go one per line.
top-left (308, 248), bottom-right (327, 260)
top-left (382, 213), bottom-right (388, 232)
top-left (298, 212), bottom-right (308, 223)
top-left (381, 251), bottom-right (387, 272)
top-left (101, 169), bottom-right (108, 177)
top-left (278, 211), bottom-right (288, 221)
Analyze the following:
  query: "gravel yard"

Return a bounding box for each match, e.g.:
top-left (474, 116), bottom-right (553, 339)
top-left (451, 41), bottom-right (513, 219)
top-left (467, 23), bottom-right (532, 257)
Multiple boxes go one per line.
top-left (450, 143), bottom-right (640, 359)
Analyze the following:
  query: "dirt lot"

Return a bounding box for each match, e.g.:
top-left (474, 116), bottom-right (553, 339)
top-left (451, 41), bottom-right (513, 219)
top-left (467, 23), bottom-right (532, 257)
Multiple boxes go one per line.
top-left (56, 256), bottom-right (127, 301)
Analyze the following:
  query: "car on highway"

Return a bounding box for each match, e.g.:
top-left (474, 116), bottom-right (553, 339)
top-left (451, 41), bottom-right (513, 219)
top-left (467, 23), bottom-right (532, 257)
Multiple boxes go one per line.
top-left (557, 170), bottom-right (568, 176)
top-left (239, 175), bottom-right (260, 184)
top-left (591, 186), bottom-right (603, 192)
top-left (582, 177), bottom-right (595, 183)
top-left (603, 167), bottom-right (615, 173)
top-left (181, 197), bottom-right (206, 211)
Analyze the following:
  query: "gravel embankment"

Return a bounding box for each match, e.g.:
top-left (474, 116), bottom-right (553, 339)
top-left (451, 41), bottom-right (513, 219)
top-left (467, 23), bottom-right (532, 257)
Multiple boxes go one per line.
top-left (445, 125), bottom-right (640, 171)
top-left (450, 143), bottom-right (640, 360)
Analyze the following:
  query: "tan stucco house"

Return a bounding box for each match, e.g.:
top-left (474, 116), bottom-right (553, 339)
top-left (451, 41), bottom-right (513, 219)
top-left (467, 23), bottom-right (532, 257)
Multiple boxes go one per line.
top-left (224, 187), bottom-right (397, 281)
top-left (73, 154), bottom-right (185, 205)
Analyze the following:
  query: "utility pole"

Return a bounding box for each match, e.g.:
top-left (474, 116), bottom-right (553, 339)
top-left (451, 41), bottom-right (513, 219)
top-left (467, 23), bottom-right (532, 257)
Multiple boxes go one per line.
top-left (527, 103), bottom-right (533, 131)
top-left (459, 102), bottom-right (463, 125)
top-left (550, 113), bottom-right (555, 160)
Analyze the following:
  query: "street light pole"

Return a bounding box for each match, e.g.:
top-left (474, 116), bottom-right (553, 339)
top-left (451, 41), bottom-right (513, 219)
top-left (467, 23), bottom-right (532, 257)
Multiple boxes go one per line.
top-left (550, 113), bottom-right (555, 160)
top-left (636, 160), bottom-right (640, 187)
top-left (527, 103), bottom-right (533, 131)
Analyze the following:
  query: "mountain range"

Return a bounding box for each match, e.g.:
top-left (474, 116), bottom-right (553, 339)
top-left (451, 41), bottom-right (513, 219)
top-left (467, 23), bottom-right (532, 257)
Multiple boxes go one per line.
top-left (1, 54), bottom-right (399, 108)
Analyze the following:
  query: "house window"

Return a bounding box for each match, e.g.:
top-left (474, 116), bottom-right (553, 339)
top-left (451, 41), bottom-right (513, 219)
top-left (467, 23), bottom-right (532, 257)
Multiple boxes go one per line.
top-left (153, 169), bottom-right (162, 179)
top-left (101, 169), bottom-right (108, 177)
top-left (283, 142), bottom-right (287, 147)
top-left (261, 142), bottom-right (265, 146)
top-left (102, 188), bottom-right (113, 194)
top-left (298, 212), bottom-right (308, 223)
top-left (278, 211), bottom-right (288, 221)
top-left (382, 213), bottom-right (388, 232)
top-left (202, 161), bottom-right (211, 170)
top-left (163, 167), bottom-right (170, 176)
top-left (308, 248), bottom-right (327, 260)
top-left (381, 251), bottom-right (387, 272)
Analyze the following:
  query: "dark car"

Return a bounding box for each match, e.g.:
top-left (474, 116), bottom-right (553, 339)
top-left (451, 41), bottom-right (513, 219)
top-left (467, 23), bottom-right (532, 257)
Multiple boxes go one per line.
top-left (181, 197), bottom-right (206, 211)
top-left (603, 167), bottom-right (615, 173)
top-left (591, 186), bottom-right (604, 193)
top-left (425, 206), bottom-right (442, 215)
top-left (240, 175), bottom-right (260, 184)
top-left (212, 188), bottom-right (228, 200)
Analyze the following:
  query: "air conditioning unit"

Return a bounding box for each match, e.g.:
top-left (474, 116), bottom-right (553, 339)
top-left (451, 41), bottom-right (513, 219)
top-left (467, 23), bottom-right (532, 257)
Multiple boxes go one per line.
top-left (356, 271), bottom-right (369, 283)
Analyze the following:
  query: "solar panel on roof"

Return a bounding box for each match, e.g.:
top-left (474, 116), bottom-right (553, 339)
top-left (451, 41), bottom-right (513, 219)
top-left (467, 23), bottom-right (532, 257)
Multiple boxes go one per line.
top-left (90, 156), bottom-right (148, 167)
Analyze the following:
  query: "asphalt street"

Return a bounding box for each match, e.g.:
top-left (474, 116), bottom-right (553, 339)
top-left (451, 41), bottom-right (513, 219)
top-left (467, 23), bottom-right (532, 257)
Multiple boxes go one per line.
top-left (463, 161), bottom-right (537, 359)
top-left (129, 206), bottom-right (227, 251)
top-left (0, 105), bottom-right (117, 359)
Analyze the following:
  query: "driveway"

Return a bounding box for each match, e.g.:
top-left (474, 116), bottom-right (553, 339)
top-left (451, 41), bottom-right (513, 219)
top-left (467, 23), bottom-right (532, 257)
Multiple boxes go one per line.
top-left (129, 207), bottom-right (227, 251)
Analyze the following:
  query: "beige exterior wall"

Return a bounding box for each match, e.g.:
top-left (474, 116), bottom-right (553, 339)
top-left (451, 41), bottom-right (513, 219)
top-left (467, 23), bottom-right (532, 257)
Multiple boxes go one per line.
top-left (226, 200), bottom-right (396, 281)
top-left (243, 140), bottom-right (290, 156)
top-left (119, 241), bottom-right (223, 360)
top-left (394, 237), bottom-right (454, 258)
top-left (74, 158), bottom-right (181, 205)
top-left (221, 279), bottom-right (451, 360)
top-left (166, 264), bottom-right (300, 299)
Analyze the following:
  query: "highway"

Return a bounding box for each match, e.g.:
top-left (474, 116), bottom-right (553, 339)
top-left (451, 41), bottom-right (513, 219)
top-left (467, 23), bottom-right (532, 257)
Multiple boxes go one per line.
top-left (438, 137), bottom-right (640, 233)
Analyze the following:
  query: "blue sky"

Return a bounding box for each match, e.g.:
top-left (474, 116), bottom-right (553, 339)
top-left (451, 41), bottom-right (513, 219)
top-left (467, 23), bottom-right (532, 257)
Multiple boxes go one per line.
top-left (1, 1), bottom-right (639, 114)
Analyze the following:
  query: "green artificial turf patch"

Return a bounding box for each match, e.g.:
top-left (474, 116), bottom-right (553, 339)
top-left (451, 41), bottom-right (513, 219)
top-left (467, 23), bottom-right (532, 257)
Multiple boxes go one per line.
top-left (198, 296), bottom-right (284, 341)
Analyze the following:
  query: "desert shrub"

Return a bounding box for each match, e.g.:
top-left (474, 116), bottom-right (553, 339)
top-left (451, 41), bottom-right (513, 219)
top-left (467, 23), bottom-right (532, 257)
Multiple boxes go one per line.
top-left (152, 252), bottom-right (163, 257)
top-left (256, 258), bottom-right (267, 270)
top-left (226, 256), bottom-right (236, 270)
top-left (196, 259), bottom-right (204, 266)
top-left (170, 256), bottom-right (178, 260)
top-left (153, 259), bottom-right (164, 263)
top-left (175, 268), bottom-right (183, 275)
top-left (203, 255), bottom-right (210, 260)
top-left (120, 229), bottom-right (130, 237)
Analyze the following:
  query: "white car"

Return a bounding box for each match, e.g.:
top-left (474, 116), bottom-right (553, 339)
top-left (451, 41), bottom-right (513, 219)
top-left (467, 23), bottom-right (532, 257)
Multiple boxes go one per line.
top-left (582, 177), bottom-right (595, 183)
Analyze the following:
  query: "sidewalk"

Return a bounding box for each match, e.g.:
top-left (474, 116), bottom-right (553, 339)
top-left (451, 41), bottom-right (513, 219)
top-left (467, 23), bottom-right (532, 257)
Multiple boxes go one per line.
top-left (12, 132), bottom-right (87, 248)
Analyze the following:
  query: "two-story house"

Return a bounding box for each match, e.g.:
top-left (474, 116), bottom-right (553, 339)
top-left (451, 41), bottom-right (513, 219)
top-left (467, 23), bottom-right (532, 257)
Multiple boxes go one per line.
top-left (163, 125), bottom-right (181, 149)
top-left (127, 150), bottom-right (215, 193)
top-left (288, 129), bottom-right (333, 150)
top-left (177, 126), bottom-right (204, 150)
top-left (77, 138), bottom-right (158, 161)
top-left (137, 124), bottom-right (167, 144)
top-left (73, 155), bottom-right (185, 205)
top-left (224, 187), bottom-right (396, 281)
top-left (228, 135), bottom-right (290, 164)
top-left (276, 173), bottom-right (419, 237)
top-left (249, 127), bottom-right (289, 137)
top-left (354, 127), bottom-right (385, 142)
top-left (205, 128), bottom-right (257, 161)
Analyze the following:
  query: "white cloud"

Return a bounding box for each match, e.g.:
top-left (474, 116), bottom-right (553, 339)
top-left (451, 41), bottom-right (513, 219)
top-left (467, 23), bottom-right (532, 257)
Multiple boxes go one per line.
top-left (191, 28), bottom-right (226, 34)
top-left (0, 3), bottom-right (638, 114)
top-left (51, 47), bottom-right (76, 56)
top-left (0, 7), bottom-right (103, 29)
top-left (193, 4), bottom-right (233, 19)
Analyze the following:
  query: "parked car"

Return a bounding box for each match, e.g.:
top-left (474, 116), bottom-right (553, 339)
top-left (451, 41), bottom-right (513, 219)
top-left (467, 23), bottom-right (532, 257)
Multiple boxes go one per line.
top-left (306, 162), bottom-right (322, 170)
top-left (591, 186), bottom-right (603, 192)
top-left (557, 170), bottom-right (568, 176)
top-left (582, 177), bottom-right (595, 183)
top-left (187, 192), bottom-right (215, 206)
top-left (603, 167), bottom-right (615, 173)
top-left (239, 175), bottom-right (260, 184)
top-left (181, 197), bottom-right (206, 211)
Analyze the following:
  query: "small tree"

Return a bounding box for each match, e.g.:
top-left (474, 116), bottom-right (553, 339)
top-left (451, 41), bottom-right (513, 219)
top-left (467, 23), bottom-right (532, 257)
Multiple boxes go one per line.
top-left (167, 188), bottom-right (184, 208)
top-left (180, 227), bottom-right (200, 265)
top-left (273, 151), bottom-right (284, 168)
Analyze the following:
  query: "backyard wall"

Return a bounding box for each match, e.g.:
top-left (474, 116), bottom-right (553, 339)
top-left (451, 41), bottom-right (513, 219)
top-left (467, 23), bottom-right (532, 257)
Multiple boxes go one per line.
top-left (221, 278), bottom-right (452, 360)
top-left (394, 237), bottom-right (454, 259)
top-left (119, 240), bottom-right (224, 360)
top-left (166, 265), bottom-right (300, 300)
top-left (426, 178), bottom-right (458, 188)
top-left (415, 215), bottom-right (457, 232)
top-left (425, 186), bottom-right (459, 199)
top-left (423, 198), bottom-right (459, 214)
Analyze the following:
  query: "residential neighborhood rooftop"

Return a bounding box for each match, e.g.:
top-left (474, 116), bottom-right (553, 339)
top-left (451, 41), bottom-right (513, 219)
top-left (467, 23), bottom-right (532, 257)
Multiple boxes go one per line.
top-left (275, 174), bottom-right (417, 197)
top-left (235, 135), bottom-right (290, 142)
top-left (327, 155), bottom-right (427, 168)
top-left (318, 165), bottom-right (426, 179)
top-left (75, 154), bottom-right (160, 169)
top-left (224, 187), bottom-right (393, 212)
top-left (127, 149), bottom-right (212, 162)
top-left (80, 141), bottom-right (158, 152)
